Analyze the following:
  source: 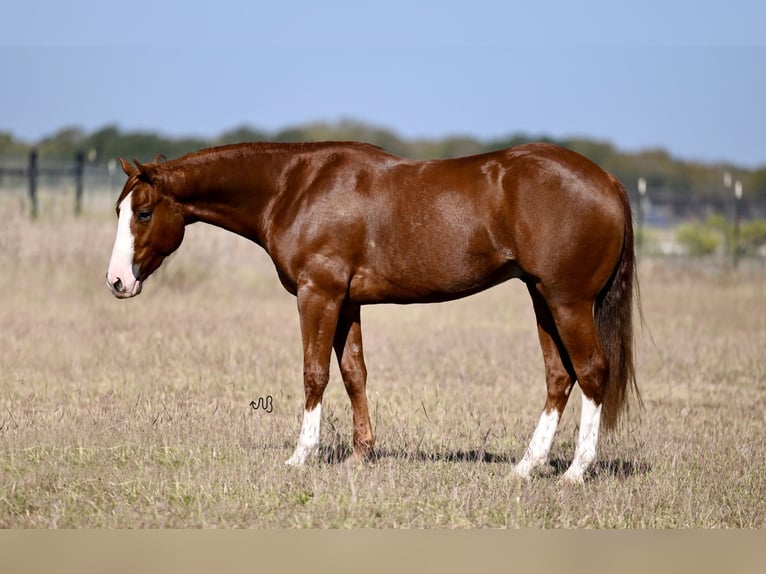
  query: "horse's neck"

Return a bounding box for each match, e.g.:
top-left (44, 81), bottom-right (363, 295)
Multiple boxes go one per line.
top-left (167, 150), bottom-right (281, 245)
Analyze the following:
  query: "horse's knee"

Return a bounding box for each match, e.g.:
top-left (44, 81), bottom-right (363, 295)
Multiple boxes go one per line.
top-left (303, 365), bottom-right (330, 408)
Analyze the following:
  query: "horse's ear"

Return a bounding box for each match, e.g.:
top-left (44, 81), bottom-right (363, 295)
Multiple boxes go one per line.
top-left (120, 158), bottom-right (138, 177)
top-left (133, 160), bottom-right (156, 183)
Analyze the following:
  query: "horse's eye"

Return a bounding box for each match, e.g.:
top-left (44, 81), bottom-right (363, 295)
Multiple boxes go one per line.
top-left (137, 210), bottom-right (152, 222)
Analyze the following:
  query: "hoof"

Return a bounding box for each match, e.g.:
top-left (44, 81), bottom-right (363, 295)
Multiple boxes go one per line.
top-left (513, 459), bottom-right (555, 480)
top-left (342, 448), bottom-right (375, 468)
top-left (512, 463), bottom-right (535, 481)
top-left (285, 452), bottom-right (308, 467)
top-left (561, 469), bottom-right (586, 485)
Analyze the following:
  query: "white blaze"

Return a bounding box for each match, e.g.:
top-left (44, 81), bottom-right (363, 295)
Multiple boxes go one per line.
top-left (285, 404), bottom-right (322, 466)
top-left (106, 192), bottom-right (142, 297)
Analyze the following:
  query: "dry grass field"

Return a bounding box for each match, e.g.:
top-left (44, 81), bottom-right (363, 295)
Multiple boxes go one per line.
top-left (0, 191), bottom-right (764, 528)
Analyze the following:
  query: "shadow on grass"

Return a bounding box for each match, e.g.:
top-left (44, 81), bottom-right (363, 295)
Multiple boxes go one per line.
top-left (317, 444), bottom-right (651, 479)
top-left (549, 457), bottom-right (653, 480)
top-left (317, 444), bottom-right (512, 465)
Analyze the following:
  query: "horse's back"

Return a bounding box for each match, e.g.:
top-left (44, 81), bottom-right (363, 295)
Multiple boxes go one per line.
top-left (271, 142), bottom-right (628, 305)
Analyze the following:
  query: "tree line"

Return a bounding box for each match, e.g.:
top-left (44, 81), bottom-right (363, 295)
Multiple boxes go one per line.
top-left (1, 120), bottom-right (763, 197)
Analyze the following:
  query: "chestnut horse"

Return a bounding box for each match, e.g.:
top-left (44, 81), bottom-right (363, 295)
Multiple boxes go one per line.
top-left (106, 141), bottom-right (639, 483)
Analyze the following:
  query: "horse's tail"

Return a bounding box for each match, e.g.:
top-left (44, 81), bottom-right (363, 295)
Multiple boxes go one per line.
top-left (596, 175), bottom-right (643, 432)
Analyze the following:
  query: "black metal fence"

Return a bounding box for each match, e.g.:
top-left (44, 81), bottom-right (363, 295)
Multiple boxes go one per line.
top-left (3, 150), bottom-right (765, 223)
top-left (0, 150), bottom-right (123, 218)
top-left (626, 186), bottom-right (766, 227)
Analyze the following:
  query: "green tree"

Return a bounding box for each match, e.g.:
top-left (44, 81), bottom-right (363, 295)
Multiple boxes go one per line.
top-left (675, 221), bottom-right (722, 256)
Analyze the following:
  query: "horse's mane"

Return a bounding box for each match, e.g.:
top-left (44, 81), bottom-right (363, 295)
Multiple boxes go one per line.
top-left (193, 140), bottom-right (385, 157)
top-left (115, 141), bottom-right (390, 208)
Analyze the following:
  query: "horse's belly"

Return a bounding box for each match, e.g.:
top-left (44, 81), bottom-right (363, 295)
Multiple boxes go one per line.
top-left (348, 256), bottom-right (522, 304)
top-left (348, 205), bottom-right (520, 303)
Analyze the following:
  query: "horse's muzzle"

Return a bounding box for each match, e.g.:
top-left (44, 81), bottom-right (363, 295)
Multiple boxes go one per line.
top-left (106, 274), bottom-right (142, 299)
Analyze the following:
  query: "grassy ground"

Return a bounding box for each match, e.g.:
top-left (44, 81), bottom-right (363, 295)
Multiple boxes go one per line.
top-left (0, 192), bottom-right (764, 527)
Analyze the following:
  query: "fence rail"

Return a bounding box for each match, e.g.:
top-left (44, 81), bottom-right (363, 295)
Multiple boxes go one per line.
top-left (0, 150), bottom-right (86, 218)
top-left (3, 150), bottom-right (766, 222)
top-left (2, 150), bottom-right (766, 267)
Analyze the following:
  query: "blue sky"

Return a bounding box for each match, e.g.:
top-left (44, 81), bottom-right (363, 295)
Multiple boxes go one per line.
top-left (2, 1), bottom-right (765, 167)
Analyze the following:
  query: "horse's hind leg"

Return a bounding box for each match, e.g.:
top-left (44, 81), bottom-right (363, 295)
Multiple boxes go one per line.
top-left (333, 302), bottom-right (374, 462)
top-left (546, 298), bottom-right (610, 484)
top-left (514, 284), bottom-right (576, 478)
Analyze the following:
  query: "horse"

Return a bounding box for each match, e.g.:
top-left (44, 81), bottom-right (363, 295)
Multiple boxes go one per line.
top-left (106, 141), bottom-right (640, 483)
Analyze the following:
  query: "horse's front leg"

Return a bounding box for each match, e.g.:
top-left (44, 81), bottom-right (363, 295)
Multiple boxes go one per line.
top-left (285, 280), bottom-right (344, 467)
top-left (333, 302), bottom-right (374, 463)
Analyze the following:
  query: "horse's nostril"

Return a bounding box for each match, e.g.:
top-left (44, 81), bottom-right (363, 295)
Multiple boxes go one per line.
top-left (112, 278), bottom-right (123, 292)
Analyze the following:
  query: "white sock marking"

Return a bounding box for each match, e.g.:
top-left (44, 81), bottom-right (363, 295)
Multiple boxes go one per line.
top-left (563, 396), bottom-right (602, 483)
top-left (515, 408), bottom-right (560, 478)
top-left (285, 404), bottom-right (322, 466)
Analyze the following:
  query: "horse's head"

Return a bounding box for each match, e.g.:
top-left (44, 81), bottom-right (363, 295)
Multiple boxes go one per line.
top-left (106, 158), bottom-right (185, 298)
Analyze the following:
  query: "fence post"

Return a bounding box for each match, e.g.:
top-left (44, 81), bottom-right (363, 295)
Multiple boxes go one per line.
top-left (74, 150), bottom-right (85, 216)
top-left (733, 181), bottom-right (743, 269)
top-left (28, 148), bottom-right (38, 219)
top-left (637, 177), bottom-right (647, 253)
top-left (723, 172), bottom-right (732, 257)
